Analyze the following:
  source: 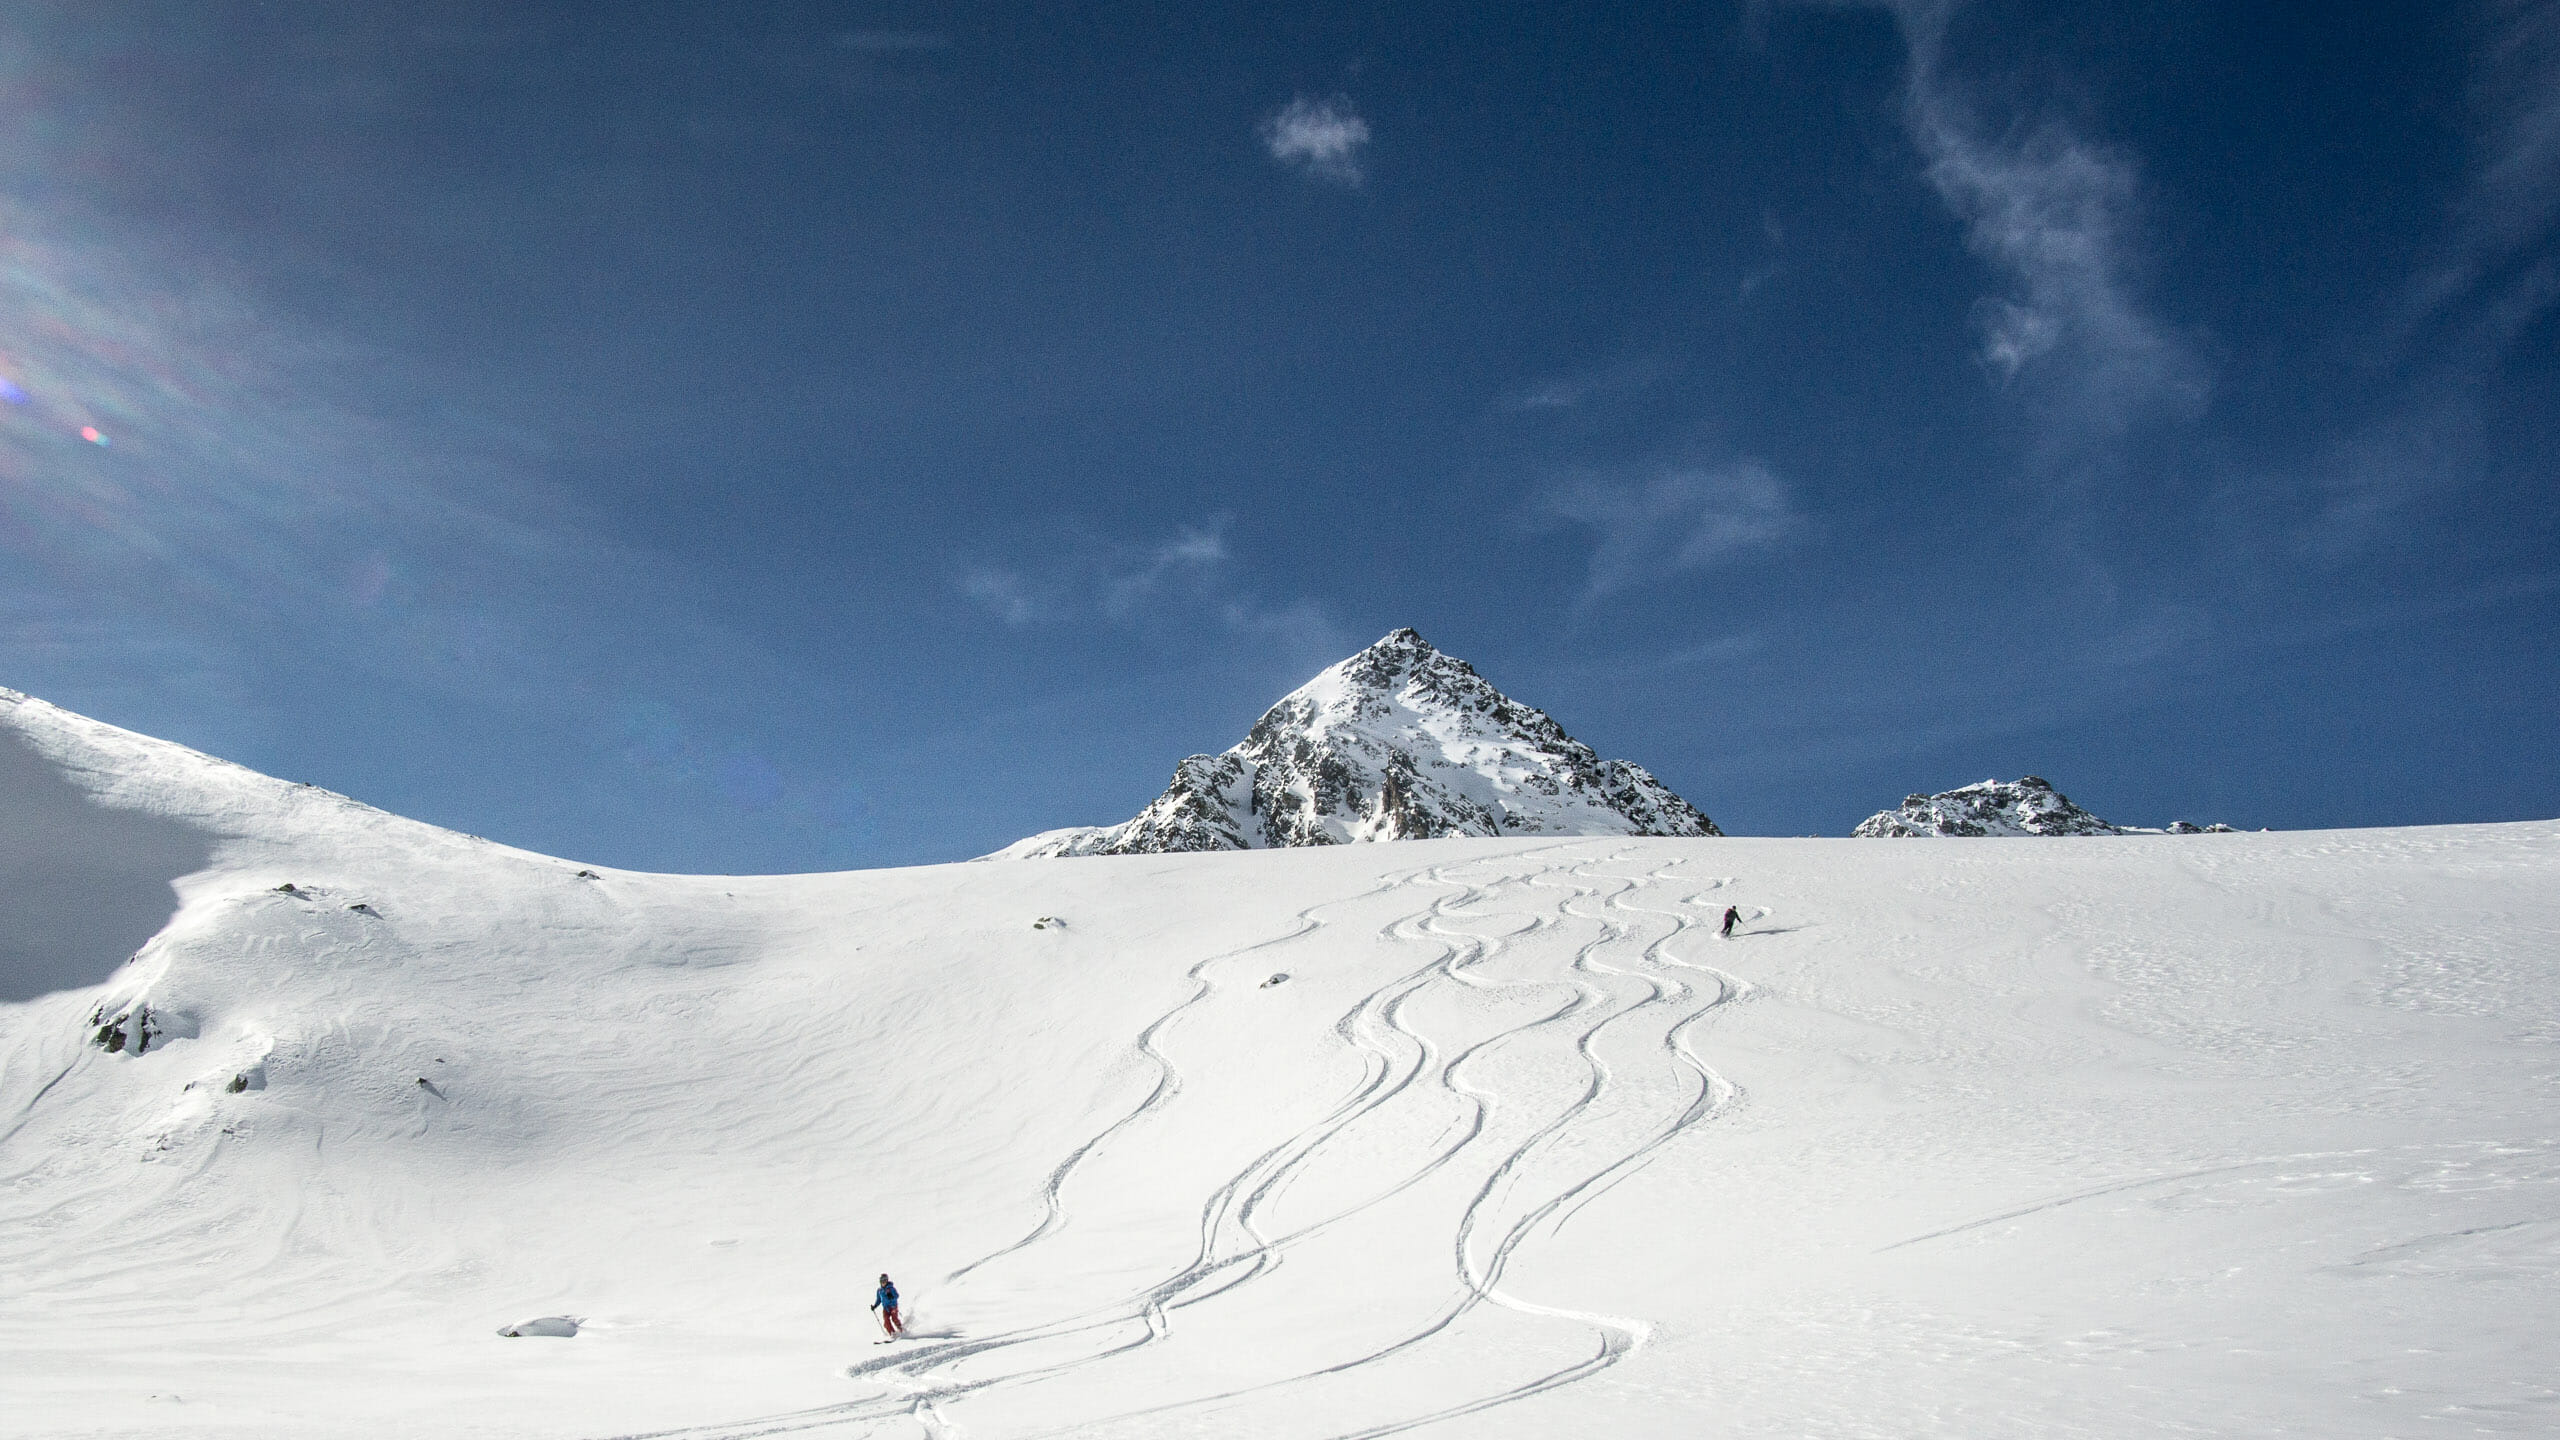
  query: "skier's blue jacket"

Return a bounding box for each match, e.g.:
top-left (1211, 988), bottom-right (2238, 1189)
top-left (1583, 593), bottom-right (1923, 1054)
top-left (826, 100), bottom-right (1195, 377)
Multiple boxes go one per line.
top-left (875, 1283), bottom-right (899, 1310)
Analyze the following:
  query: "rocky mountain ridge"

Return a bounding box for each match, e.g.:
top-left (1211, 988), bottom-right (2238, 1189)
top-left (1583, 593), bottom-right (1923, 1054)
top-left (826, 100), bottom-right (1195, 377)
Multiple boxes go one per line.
top-left (992, 629), bottom-right (1717, 857)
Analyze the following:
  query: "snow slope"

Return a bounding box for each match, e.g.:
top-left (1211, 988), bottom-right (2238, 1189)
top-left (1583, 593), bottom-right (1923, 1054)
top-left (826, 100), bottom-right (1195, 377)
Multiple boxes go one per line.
top-left (992, 629), bottom-right (1716, 857)
top-left (6, 690), bottom-right (2560, 1438)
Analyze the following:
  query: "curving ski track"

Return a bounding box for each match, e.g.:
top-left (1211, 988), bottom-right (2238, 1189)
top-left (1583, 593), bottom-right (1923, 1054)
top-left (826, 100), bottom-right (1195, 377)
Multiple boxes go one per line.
top-left (588, 844), bottom-right (1746, 1440)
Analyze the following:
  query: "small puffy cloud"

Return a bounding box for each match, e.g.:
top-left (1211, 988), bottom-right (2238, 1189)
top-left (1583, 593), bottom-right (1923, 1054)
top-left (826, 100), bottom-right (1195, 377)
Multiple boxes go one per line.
top-left (1546, 461), bottom-right (1795, 599)
top-left (1263, 94), bottom-right (1371, 185)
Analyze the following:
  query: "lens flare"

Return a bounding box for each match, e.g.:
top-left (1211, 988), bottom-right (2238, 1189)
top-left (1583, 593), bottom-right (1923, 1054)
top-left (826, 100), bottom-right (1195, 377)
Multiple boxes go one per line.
top-left (0, 378), bottom-right (25, 404)
top-left (79, 426), bottom-right (106, 445)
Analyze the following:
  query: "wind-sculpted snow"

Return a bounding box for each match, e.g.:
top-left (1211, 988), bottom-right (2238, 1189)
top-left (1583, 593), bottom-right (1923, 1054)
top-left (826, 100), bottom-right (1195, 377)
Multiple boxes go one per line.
top-left (991, 629), bottom-right (1718, 857)
top-left (5, 690), bottom-right (2559, 1439)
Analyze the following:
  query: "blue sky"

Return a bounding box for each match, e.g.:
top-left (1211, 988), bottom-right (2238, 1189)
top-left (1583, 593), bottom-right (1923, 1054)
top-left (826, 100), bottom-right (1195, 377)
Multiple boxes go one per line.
top-left (1, 1), bottom-right (2553, 870)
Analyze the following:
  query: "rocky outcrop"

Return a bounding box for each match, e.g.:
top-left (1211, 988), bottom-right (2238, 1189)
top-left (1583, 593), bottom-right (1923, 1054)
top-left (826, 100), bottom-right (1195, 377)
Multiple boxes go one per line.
top-left (1853, 777), bottom-right (2126, 837)
top-left (1853, 777), bottom-right (2236, 837)
top-left (992, 629), bottom-right (1717, 857)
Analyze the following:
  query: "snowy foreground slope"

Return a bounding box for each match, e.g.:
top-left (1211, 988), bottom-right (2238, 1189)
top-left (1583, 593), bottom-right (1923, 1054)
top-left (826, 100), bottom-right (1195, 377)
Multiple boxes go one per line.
top-left (6, 693), bottom-right (2560, 1439)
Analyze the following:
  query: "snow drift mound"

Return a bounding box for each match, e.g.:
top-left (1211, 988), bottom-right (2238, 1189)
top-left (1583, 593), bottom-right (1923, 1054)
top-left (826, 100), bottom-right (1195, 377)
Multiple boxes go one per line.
top-left (994, 628), bottom-right (1717, 857)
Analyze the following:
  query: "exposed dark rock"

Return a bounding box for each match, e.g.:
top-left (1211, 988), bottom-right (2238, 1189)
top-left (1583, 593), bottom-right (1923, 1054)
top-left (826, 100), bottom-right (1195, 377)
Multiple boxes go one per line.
top-left (88, 1002), bottom-right (159, 1055)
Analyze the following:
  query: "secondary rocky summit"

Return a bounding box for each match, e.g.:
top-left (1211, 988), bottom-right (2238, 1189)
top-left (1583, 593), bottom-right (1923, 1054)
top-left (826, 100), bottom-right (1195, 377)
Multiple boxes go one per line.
top-left (993, 629), bottom-right (1718, 857)
top-left (1853, 776), bottom-right (2234, 837)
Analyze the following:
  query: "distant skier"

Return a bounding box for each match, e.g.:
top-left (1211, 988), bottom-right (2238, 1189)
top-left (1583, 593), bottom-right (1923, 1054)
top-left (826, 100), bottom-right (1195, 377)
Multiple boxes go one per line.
top-left (871, 1273), bottom-right (903, 1339)
top-left (1721, 905), bottom-right (1742, 938)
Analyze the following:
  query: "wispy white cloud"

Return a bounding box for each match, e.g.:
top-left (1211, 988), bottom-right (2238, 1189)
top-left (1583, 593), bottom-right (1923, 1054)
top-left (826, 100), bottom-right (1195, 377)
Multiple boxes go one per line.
top-left (1738, 209), bottom-right (1787, 299)
top-left (831, 30), bottom-right (952, 52)
top-left (1654, 631), bottom-right (1766, 671)
top-left (1219, 596), bottom-right (1352, 675)
top-left (1545, 461), bottom-right (1795, 600)
top-left (2307, 1), bottom-right (2557, 559)
top-left (961, 516), bottom-right (1308, 631)
top-left (2301, 390), bottom-right (2483, 561)
top-left (1514, 380), bottom-right (1590, 412)
top-left (1788, 0), bottom-right (2203, 447)
top-left (1104, 525), bottom-right (1228, 618)
top-left (958, 516), bottom-right (1346, 675)
top-left (1502, 357), bottom-right (1667, 413)
top-left (1891, 7), bottom-right (2205, 433)
top-left (2404, 0), bottom-right (2560, 349)
top-left (1262, 94), bottom-right (1371, 186)
top-left (959, 568), bottom-right (1048, 628)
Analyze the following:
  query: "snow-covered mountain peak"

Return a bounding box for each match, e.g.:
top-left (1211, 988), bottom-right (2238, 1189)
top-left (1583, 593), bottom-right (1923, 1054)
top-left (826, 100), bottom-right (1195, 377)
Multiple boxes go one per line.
top-left (991, 629), bottom-right (1718, 857)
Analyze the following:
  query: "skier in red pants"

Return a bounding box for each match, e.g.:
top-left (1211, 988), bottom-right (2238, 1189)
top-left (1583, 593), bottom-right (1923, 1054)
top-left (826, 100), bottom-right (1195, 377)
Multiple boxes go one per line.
top-left (871, 1274), bottom-right (904, 1339)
